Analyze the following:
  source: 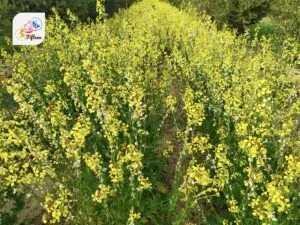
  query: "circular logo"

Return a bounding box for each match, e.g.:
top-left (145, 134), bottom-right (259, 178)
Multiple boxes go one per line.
top-left (31, 17), bottom-right (43, 30)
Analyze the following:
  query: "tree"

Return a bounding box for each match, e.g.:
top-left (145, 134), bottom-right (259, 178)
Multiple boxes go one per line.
top-left (270, 0), bottom-right (300, 40)
top-left (170, 0), bottom-right (272, 33)
top-left (104, 0), bottom-right (138, 16)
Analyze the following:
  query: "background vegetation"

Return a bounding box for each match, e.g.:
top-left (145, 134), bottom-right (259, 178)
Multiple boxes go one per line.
top-left (1, 0), bottom-right (299, 46)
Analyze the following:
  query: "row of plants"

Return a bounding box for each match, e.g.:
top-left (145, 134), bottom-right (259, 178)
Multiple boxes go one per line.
top-left (0, 0), bottom-right (299, 224)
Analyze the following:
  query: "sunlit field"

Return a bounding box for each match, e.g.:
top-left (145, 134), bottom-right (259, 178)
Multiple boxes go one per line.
top-left (0, 0), bottom-right (299, 224)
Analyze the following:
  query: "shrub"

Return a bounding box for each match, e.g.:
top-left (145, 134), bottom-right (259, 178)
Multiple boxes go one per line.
top-left (170, 0), bottom-right (272, 33)
top-left (270, 0), bottom-right (300, 41)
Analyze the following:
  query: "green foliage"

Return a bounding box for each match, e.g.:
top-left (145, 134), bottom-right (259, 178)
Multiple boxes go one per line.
top-left (171, 0), bottom-right (271, 33)
top-left (0, 1), bottom-right (26, 48)
top-left (104, 0), bottom-right (139, 15)
top-left (0, 0), bottom-right (137, 43)
top-left (0, 0), bottom-right (97, 49)
top-left (270, 0), bottom-right (300, 40)
top-left (248, 17), bottom-right (277, 39)
top-left (0, 191), bottom-right (25, 225)
top-left (0, 0), bottom-right (299, 224)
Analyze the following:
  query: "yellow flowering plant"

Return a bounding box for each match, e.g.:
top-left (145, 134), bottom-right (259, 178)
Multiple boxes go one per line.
top-left (0, 0), bottom-right (299, 224)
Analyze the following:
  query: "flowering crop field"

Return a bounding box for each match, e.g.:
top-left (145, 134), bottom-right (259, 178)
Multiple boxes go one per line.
top-left (0, 0), bottom-right (299, 224)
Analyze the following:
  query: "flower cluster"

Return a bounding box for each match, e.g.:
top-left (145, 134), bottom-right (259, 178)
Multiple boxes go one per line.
top-left (42, 184), bottom-right (72, 224)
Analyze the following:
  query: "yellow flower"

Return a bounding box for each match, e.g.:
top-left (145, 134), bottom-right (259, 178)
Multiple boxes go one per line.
top-left (109, 163), bottom-right (124, 183)
top-left (228, 198), bottom-right (239, 213)
top-left (128, 208), bottom-right (141, 225)
top-left (83, 152), bottom-right (102, 177)
top-left (138, 176), bottom-right (151, 190)
top-left (165, 95), bottom-right (177, 112)
top-left (92, 184), bottom-right (112, 204)
top-left (43, 185), bottom-right (72, 224)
